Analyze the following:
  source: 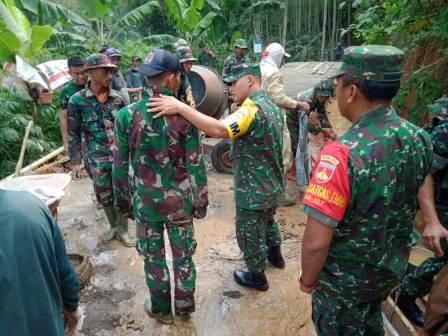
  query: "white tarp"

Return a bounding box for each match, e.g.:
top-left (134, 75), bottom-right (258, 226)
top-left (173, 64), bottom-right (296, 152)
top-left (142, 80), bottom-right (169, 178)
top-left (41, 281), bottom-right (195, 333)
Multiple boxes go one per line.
top-left (1, 56), bottom-right (70, 96)
top-left (0, 173), bottom-right (71, 205)
top-left (37, 59), bottom-right (70, 91)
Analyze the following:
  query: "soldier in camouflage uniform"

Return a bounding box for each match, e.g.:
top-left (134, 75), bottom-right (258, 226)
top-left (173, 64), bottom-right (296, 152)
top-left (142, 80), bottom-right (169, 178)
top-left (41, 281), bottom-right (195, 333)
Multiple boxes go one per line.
top-left (113, 49), bottom-right (208, 324)
top-left (397, 96), bottom-right (448, 328)
top-left (222, 39), bottom-right (252, 79)
top-left (68, 54), bottom-right (134, 247)
top-left (198, 42), bottom-right (215, 68)
top-left (175, 39), bottom-right (196, 106)
top-left (299, 45), bottom-right (433, 335)
top-left (60, 56), bottom-right (87, 153)
top-left (291, 79), bottom-right (336, 190)
top-left (149, 63), bottom-right (285, 292)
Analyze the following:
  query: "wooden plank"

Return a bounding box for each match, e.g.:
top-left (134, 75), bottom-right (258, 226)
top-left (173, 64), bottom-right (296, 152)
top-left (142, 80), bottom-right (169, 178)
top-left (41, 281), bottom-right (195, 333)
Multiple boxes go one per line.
top-left (318, 62), bottom-right (332, 75)
top-left (310, 62), bottom-right (323, 74)
top-left (295, 62), bottom-right (310, 71)
top-left (382, 296), bottom-right (419, 336)
top-left (2, 146), bottom-right (65, 182)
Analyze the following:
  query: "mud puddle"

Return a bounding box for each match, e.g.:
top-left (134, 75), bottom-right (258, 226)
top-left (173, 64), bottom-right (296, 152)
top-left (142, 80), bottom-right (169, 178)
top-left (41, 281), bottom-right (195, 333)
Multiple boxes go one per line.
top-left (57, 106), bottom-right (350, 335)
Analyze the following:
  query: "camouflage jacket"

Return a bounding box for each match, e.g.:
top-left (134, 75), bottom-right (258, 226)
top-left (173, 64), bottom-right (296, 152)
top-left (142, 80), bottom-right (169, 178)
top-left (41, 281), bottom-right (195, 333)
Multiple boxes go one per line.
top-left (67, 85), bottom-right (126, 166)
top-left (60, 80), bottom-right (84, 110)
top-left (295, 87), bottom-right (332, 129)
top-left (177, 73), bottom-right (193, 106)
top-left (222, 54), bottom-right (252, 79)
top-left (113, 86), bottom-right (208, 222)
top-left (223, 90), bottom-right (284, 210)
top-left (198, 50), bottom-right (213, 67)
top-left (125, 68), bottom-right (145, 89)
top-left (302, 106), bottom-right (432, 303)
top-left (424, 118), bottom-right (448, 216)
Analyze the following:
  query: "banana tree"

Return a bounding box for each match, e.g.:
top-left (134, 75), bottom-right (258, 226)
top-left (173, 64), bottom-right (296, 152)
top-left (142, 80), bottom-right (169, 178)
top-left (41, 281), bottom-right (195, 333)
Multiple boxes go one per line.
top-left (0, 0), bottom-right (56, 62)
top-left (164, 0), bottom-right (218, 45)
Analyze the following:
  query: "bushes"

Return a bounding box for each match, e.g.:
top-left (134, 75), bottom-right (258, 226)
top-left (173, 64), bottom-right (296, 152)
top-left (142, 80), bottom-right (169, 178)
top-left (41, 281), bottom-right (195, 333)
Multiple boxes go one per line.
top-left (0, 89), bottom-right (61, 179)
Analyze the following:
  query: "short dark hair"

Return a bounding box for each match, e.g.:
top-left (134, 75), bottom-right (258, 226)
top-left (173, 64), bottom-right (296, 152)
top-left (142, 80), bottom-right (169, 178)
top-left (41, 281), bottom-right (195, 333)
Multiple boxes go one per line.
top-left (67, 56), bottom-right (85, 68)
top-left (147, 70), bottom-right (179, 85)
top-left (341, 74), bottom-right (401, 103)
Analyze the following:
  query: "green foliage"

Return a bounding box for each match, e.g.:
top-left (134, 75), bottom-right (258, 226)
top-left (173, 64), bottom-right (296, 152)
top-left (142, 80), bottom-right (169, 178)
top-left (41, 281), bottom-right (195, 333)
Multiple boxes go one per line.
top-left (0, 0), bottom-right (56, 61)
top-left (0, 88), bottom-right (60, 179)
top-left (349, 0), bottom-right (448, 124)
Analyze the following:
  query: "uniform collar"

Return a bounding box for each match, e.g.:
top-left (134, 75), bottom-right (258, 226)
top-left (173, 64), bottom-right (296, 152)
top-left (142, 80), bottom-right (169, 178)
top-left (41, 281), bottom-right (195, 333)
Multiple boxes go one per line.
top-left (85, 82), bottom-right (118, 99)
top-left (352, 105), bottom-right (395, 129)
top-left (249, 89), bottom-right (265, 100)
top-left (147, 85), bottom-right (174, 97)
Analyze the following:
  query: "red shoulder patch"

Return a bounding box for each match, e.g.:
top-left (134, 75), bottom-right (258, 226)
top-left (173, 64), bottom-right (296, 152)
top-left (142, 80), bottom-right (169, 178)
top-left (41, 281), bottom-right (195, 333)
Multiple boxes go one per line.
top-left (303, 142), bottom-right (351, 222)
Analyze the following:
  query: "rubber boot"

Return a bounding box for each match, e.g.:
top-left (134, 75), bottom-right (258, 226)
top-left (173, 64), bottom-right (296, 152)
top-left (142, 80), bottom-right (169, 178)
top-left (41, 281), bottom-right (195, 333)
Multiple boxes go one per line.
top-left (278, 184), bottom-right (298, 207)
top-left (144, 297), bottom-right (173, 324)
top-left (267, 246), bottom-right (285, 269)
top-left (396, 291), bottom-right (424, 327)
top-left (233, 270), bottom-right (269, 291)
top-left (116, 212), bottom-right (135, 248)
top-left (102, 206), bottom-right (118, 243)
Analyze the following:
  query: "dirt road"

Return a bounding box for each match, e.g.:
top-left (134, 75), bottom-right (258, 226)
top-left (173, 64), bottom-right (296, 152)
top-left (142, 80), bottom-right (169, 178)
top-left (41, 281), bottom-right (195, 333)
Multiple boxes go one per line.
top-left (58, 66), bottom-right (350, 335)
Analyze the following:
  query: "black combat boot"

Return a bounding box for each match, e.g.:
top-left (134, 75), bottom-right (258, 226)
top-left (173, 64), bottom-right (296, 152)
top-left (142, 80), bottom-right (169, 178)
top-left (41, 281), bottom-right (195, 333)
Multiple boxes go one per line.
top-left (233, 270), bottom-right (269, 291)
top-left (396, 292), bottom-right (424, 327)
top-left (267, 246), bottom-right (285, 269)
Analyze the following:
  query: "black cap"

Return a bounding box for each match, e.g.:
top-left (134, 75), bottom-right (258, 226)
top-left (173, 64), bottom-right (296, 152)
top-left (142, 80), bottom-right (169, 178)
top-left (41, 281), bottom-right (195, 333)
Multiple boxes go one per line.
top-left (132, 55), bottom-right (142, 61)
top-left (138, 49), bottom-right (181, 77)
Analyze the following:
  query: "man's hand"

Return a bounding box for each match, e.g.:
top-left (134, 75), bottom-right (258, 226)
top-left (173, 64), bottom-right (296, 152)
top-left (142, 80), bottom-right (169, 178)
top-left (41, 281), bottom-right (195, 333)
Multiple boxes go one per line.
top-left (147, 95), bottom-right (186, 118)
top-left (422, 222), bottom-right (448, 257)
top-left (298, 271), bottom-right (321, 294)
top-left (296, 101), bottom-right (310, 114)
top-left (322, 128), bottom-right (337, 140)
top-left (230, 103), bottom-right (239, 113)
top-left (71, 165), bottom-right (82, 180)
top-left (63, 308), bottom-right (80, 335)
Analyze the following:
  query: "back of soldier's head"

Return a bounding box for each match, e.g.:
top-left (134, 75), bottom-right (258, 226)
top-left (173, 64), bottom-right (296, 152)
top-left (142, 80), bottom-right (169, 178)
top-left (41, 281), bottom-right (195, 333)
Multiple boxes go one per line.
top-left (138, 49), bottom-right (181, 89)
top-left (333, 45), bottom-right (404, 103)
top-left (67, 56), bottom-right (85, 69)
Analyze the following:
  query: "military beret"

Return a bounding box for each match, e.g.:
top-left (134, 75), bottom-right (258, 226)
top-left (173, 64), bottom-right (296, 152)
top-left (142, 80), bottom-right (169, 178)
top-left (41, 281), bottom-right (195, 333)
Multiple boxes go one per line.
top-left (223, 63), bottom-right (261, 83)
top-left (234, 39), bottom-right (249, 49)
top-left (84, 54), bottom-right (117, 70)
top-left (315, 79), bottom-right (334, 96)
top-left (176, 46), bottom-right (196, 63)
top-left (332, 45), bottom-right (404, 82)
top-left (428, 96), bottom-right (448, 117)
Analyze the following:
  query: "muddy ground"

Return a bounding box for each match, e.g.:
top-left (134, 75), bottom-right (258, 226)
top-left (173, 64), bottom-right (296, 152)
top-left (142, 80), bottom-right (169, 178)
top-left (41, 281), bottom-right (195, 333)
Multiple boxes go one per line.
top-left (57, 67), bottom-right (349, 336)
top-left (59, 102), bottom-right (348, 336)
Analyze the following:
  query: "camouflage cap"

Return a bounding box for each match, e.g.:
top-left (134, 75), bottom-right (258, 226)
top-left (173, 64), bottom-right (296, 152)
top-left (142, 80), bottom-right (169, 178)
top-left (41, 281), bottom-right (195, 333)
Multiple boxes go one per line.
top-left (315, 78), bottom-right (334, 96)
top-left (84, 54), bottom-right (117, 70)
top-left (428, 96), bottom-right (448, 118)
top-left (176, 46), bottom-right (197, 63)
top-left (223, 63), bottom-right (261, 83)
top-left (234, 39), bottom-right (248, 49)
top-left (332, 45), bottom-right (404, 82)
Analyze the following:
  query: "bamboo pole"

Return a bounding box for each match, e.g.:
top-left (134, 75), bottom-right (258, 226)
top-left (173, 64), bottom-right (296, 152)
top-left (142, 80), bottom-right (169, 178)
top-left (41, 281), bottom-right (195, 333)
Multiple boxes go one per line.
top-left (14, 120), bottom-right (33, 177)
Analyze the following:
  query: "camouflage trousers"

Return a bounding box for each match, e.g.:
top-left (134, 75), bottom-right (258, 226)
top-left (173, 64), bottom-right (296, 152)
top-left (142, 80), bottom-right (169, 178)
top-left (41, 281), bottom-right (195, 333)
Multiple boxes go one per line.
top-left (312, 288), bottom-right (384, 336)
top-left (286, 109), bottom-right (299, 157)
top-left (401, 212), bottom-right (448, 299)
top-left (89, 161), bottom-right (114, 207)
top-left (235, 206), bottom-right (282, 273)
top-left (136, 218), bottom-right (197, 315)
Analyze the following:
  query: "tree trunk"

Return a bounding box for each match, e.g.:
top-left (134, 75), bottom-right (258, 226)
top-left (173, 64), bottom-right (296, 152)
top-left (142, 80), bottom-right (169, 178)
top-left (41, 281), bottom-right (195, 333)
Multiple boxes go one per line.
top-left (298, 0), bottom-right (301, 36)
top-left (282, 0), bottom-right (288, 46)
top-left (308, 0), bottom-right (311, 36)
top-left (321, 0), bottom-right (328, 60)
top-left (331, 0), bottom-right (337, 59)
top-left (347, 0), bottom-right (351, 45)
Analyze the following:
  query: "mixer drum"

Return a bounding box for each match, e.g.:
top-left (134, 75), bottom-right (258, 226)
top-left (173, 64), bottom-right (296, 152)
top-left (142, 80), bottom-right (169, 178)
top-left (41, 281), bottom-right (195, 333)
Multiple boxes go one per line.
top-left (187, 65), bottom-right (229, 120)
